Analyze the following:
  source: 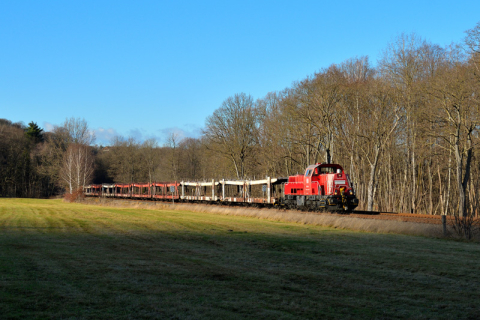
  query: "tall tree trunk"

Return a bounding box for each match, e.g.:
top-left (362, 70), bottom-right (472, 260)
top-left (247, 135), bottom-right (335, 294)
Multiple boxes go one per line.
top-left (456, 134), bottom-right (473, 218)
top-left (428, 160), bottom-right (433, 215)
top-left (446, 147), bottom-right (452, 216)
top-left (367, 146), bottom-right (381, 211)
top-left (325, 148), bottom-right (331, 164)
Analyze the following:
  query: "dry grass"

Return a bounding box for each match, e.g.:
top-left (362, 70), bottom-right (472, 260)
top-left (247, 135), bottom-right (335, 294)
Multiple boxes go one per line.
top-left (86, 198), bottom-right (447, 239)
top-left (1, 198), bottom-right (480, 319)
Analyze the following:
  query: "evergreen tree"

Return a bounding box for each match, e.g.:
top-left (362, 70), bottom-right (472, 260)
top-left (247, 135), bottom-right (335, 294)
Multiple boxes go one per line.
top-left (25, 121), bottom-right (44, 143)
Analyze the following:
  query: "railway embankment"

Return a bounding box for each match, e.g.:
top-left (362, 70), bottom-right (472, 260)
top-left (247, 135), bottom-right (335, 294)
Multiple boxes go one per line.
top-left (80, 197), bottom-right (475, 240)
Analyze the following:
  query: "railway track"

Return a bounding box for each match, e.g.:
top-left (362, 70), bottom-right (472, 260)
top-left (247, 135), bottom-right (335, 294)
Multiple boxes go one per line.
top-left (350, 211), bottom-right (449, 225)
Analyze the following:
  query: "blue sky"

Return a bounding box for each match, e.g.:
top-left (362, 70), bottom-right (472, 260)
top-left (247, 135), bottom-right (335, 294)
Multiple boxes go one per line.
top-left (1, 1), bottom-right (479, 145)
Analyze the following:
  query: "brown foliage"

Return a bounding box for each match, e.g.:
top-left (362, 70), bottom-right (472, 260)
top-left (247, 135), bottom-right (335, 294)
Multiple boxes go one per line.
top-left (63, 188), bottom-right (85, 203)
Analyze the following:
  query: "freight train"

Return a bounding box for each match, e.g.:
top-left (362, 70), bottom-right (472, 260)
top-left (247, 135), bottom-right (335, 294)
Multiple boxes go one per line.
top-left (84, 162), bottom-right (359, 212)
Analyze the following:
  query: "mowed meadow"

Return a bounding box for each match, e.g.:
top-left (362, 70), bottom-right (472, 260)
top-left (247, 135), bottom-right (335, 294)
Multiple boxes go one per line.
top-left (1, 199), bottom-right (480, 319)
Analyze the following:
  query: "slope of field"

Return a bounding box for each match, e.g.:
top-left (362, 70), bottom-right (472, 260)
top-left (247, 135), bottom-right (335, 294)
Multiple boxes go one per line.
top-left (85, 198), bottom-right (449, 238)
top-left (0, 199), bottom-right (479, 319)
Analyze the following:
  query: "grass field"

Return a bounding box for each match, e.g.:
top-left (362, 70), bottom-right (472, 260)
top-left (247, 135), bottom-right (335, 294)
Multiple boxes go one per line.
top-left (0, 199), bottom-right (479, 319)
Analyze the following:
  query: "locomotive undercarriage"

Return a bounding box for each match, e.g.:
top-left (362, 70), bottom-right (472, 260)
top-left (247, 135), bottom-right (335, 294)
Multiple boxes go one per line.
top-left (282, 195), bottom-right (359, 212)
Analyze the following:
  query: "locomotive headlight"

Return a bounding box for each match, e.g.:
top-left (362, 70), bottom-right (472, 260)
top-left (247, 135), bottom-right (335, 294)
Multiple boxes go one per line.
top-left (349, 190), bottom-right (354, 195)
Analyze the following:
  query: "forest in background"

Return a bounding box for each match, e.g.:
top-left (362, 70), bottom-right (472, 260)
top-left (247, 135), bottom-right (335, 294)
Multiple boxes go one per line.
top-left (1, 22), bottom-right (479, 216)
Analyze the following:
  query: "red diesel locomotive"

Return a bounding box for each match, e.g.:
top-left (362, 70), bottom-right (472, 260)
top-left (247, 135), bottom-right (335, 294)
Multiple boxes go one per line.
top-left (282, 163), bottom-right (359, 211)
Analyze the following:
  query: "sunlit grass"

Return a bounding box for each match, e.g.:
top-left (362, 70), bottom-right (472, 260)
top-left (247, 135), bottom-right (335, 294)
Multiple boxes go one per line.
top-left (0, 198), bottom-right (479, 319)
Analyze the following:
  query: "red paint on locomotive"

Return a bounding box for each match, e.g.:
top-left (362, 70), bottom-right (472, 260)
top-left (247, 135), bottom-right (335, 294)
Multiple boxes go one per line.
top-left (284, 163), bottom-right (354, 197)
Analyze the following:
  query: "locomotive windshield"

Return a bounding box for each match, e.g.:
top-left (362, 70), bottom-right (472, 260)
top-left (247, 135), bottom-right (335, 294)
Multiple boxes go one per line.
top-left (319, 166), bottom-right (337, 174)
top-left (305, 165), bottom-right (340, 176)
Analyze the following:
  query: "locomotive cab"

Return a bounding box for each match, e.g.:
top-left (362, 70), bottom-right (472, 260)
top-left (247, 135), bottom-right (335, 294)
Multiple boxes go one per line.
top-left (283, 163), bottom-right (359, 212)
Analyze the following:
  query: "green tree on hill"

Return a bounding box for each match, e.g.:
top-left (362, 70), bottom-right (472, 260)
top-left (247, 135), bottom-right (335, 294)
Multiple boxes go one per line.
top-left (25, 121), bottom-right (44, 143)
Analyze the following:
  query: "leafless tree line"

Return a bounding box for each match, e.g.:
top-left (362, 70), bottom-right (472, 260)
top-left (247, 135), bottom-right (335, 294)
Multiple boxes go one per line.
top-left (97, 134), bottom-right (208, 184)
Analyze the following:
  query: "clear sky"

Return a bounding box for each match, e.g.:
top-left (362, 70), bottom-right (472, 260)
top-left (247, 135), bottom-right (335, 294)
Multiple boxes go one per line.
top-left (1, 0), bottom-right (479, 145)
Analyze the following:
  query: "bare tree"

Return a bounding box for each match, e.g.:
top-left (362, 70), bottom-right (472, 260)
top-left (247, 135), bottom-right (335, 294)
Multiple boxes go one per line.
top-left (45, 118), bottom-right (96, 195)
top-left (465, 21), bottom-right (480, 75)
top-left (282, 66), bottom-right (345, 167)
top-left (337, 57), bottom-right (375, 209)
top-left (106, 136), bottom-right (140, 183)
top-left (178, 138), bottom-right (203, 180)
top-left (204, 93), bottom-right (259, 179)
top-left (62, 117), bottom-right (95, 145)
top-left (339, 56), bottom-right (374, 83)
top-left (60, 143), bottom-right (94, 194)
top-left (256, 91), bottom-right (291, 177)
top-left (355, 79), bottom-right (402, 211)
top-left (378, 33), bottom-right (429, 213)
top-left (307, 66), bottom-right (345, 164)
top-left (426, 57), bottom-right (479, 218)
top-left (140, 138), bottom-right (160, 183)
top-left (165, 132), bottom-right (181, 180)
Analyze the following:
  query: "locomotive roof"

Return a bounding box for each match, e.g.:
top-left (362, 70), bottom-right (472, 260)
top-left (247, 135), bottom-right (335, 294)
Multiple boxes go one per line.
top-left (306, 163), bottom-right (344, 170)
